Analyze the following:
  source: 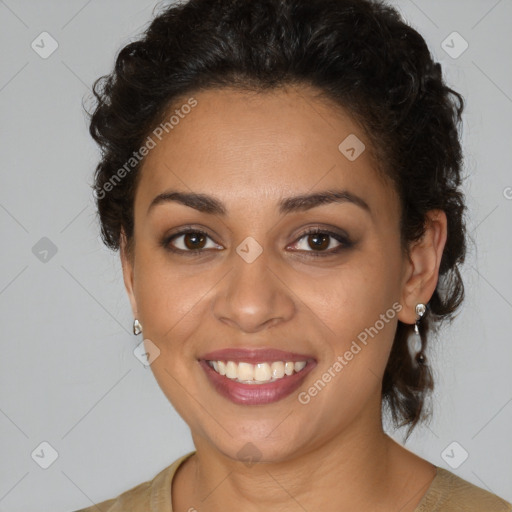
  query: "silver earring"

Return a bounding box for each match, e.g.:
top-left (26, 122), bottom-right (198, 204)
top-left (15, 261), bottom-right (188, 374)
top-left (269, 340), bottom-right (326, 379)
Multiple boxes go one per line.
top-left (414, 303), bottom-right (426, 335)
top-left (408, 303), bottom-right (426, 366)
top-left (133, 319), bottom-right (142, 335)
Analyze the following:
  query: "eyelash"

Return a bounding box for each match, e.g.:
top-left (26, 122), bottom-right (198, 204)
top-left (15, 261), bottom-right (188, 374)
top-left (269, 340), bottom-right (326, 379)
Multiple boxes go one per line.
top-left (161, 226), bottom-right (353, 258)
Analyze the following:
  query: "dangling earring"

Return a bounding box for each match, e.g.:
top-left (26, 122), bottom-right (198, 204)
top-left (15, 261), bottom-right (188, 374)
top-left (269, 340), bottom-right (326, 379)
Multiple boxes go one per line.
top-left (414, 303), bottom-right (426, 336)
top-left (133, 319), bottom-right (142, 335)
top-left (408, 303), bottom-right (426, 366)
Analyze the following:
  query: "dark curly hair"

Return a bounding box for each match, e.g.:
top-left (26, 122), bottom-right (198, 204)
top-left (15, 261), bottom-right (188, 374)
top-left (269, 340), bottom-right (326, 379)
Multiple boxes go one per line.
top-left (88, 0), bottom-right (467, 440)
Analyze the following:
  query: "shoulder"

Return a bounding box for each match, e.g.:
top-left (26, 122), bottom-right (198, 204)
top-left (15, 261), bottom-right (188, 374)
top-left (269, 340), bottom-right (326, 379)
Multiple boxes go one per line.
top-left (416, 466), bottom-right (512, 512)
top-left (70, 476), bottom-right (154, 512)
top-left (70, 451), bottom-right (196, 512)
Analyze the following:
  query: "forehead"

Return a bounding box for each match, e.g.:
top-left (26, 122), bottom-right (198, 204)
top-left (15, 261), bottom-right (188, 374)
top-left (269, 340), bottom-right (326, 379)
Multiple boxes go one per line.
top-left (135, 86), bottom-right (396, 217)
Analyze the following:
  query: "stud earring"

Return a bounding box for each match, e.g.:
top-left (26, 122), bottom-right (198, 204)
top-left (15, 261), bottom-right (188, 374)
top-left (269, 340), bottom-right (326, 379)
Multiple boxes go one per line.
top-left (133, 319), bottom-right (142, 335)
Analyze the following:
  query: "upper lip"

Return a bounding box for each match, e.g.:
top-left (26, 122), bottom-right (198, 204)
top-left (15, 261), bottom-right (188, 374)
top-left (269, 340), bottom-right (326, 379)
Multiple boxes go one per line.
top-left (199, 348), bottom-right (315, 363)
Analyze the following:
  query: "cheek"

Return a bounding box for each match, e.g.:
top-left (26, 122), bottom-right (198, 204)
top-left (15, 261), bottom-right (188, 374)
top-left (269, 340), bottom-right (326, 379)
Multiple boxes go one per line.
top-left (133, 252), bottom-right (213, 355)
top-left (132, 258), bottom-right (213, 418)
top-left (300, 257), bottom-right (401, 337)
top-left (294, 265), bottom-right (401, 421)
top-left (293, 255), bottom-right (403, 394)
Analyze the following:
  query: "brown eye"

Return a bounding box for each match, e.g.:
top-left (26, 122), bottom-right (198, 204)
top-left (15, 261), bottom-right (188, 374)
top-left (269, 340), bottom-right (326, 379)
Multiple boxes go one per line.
top-left (288, 228), bottom-right (353, 257)
top-left (162, 229), bottom-right (222, 254)
top-left (307, 233), bottom-right (330, 251)
top-left (183, 232), bottom-right (207, 250)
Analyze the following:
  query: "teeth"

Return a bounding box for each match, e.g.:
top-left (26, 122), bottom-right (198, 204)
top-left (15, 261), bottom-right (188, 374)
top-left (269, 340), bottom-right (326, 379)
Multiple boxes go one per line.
top-left (226, 361), bottom-right (237, 379)
top-left (238, 362), bottom-right (254, 381)
top-left (284, 362), bottom-right (294, 375)
top-left (254, 363), bottom-right (271, 382)
top-left (271, 361), bottom-right (285, 378)
top-left (208, 359), bottom-right (308, 383)
top-left (218, 361), bottom-right (227, 375)
top-left (294, 361), bottom-right (306, 372)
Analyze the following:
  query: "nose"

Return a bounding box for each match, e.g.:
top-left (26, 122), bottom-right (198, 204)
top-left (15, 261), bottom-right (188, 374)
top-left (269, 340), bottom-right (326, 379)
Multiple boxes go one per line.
top-left (211, 247), bottom-right (296, 333)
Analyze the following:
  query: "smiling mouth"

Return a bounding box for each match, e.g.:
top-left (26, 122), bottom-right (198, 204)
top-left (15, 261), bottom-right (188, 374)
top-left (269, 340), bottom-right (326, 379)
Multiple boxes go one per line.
top-left (198, 348), bottom-right (317, 404)
top-left (199, 356), bottom-right (317, 405)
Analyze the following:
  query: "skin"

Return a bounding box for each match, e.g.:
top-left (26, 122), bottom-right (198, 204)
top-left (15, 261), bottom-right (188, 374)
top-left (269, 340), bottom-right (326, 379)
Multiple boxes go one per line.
top-left (120, 86), bottom-right (447, 512)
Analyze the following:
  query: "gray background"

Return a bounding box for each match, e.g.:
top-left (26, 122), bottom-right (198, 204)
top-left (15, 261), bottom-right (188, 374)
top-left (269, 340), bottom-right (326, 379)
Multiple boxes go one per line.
top-left (1, 0), bottom-right (511, 510)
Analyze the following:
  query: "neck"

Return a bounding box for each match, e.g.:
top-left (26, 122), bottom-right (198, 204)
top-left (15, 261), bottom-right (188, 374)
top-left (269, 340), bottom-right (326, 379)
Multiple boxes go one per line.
top-left (174, 401), bottom-right (433, 511)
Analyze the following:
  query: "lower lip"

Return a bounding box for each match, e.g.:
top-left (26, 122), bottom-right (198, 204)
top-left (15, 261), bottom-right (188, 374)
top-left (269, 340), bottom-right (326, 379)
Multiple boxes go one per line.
top-left (199, 360), bottom-right (316, 405)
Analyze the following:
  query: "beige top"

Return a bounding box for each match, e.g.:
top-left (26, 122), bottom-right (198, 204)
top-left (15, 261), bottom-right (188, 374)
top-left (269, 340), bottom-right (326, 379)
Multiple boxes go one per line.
top-left (73, 451), bottom-right (512, 511)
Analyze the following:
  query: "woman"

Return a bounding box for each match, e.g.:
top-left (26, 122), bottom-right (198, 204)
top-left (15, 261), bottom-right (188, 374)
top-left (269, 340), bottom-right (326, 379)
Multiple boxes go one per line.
top-left (75, 0), bottom-right (511, 510)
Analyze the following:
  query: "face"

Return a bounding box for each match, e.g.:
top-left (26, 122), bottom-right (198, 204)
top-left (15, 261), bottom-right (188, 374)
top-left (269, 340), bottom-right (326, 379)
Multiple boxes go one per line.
top-left (122, 86), bottom-right (414, 463)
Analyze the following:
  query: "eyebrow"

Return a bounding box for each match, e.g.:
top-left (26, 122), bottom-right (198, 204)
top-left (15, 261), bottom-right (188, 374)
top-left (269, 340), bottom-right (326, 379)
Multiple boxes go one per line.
top-left (147, 189), bottom-right (371, 216)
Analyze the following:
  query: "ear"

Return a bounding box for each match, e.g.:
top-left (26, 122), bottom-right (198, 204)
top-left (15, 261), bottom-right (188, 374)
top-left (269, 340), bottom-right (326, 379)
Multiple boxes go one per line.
top-left (397, 209), bottom-right (448, 325)
top-left (120, 228), bottom-right (138, 319)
